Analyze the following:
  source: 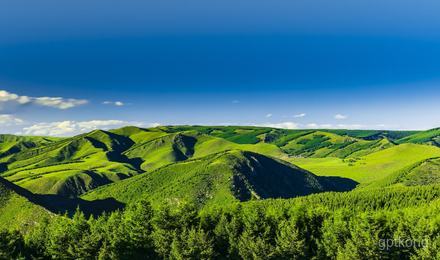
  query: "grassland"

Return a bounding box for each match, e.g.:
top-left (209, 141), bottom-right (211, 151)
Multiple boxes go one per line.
top-left (82, 150), bottom-right (356, 207)
top-left (0, 177), bottom-right (52, 231)
top-left (0, 125), bottom-right (439, 200)
top-left (290, 143), bottom-right (440, 185)
top-left (1, 125), bottom-right (440, 259)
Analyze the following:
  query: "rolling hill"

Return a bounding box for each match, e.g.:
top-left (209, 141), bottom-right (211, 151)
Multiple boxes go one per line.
top-left (0, 125), bottom-right (439, 199)
top-left (0, 127), bottom-right (285, 197)
top-left (0, 177), bottom-right (52, 231)
top-left (82, 150), bottom-right (357, 207)
top-left (0, 134), bottom-right (59, 161)
top-left (160, 126), bottom-right (401, 158)
top-left (397, 127), bottom-right (440, 146)
top-left (1, 125), bottom-right (440, 259)
top-left (0, 130), bottom-right (142, 196)
top-left (290, 143), bottom-right (440, 185)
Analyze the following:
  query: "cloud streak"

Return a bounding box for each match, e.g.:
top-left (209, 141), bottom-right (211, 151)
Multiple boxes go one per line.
top-left (103, 101), bottom-right (125, 106)
top-left (20, 120), bottom-right (161, 136)
top-left (293, 113), bottom-right (306, 118)
top-left (334, 114), bottom-right (348, 120)
top-left (257, 121), bottom-right (371, 130)
top-left (0, 90), bottom-right (88, 110)
top-left (0, 114), bottom-right (24, 126)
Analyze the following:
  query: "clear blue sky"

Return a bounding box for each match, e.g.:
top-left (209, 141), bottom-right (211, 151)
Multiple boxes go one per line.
top-left (1, 0), bottom-right (439, 136)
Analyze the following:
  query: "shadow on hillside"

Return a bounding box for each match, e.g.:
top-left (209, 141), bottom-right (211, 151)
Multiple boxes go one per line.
top-left (31, 194), bottom-right (125, 218)
top-left (319, 176), bottom-right (359, 192)
top-left (1, 176), bottom-right (124, 217)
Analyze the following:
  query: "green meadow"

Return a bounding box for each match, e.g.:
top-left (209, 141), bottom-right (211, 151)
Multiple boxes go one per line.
top-left (1, 125), bottom-right (440, 259)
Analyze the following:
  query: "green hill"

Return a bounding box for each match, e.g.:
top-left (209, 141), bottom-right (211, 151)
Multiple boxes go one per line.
top-left (278, 130), bottom-right (394, 158)
top-left (400, 157), bottom-right (440, 185)
top-left (369, 156), bottom-right (440, 188)
top-left (0, 177), bottom-right (52, 231)
top-left (291, 143), bottom-right (440, 185)
top-left (0, 125), bottom-right (438, 199)
top-left (160, 126), bottom-right (401, 158)
top-left (82, 150), bottom-right (357, 207)
top-left (0, 130), bottom-right (141, 197)
top-left (0, 134), bottom-right (59, 161)
top-left (397, 127), bottom-right (440, 146)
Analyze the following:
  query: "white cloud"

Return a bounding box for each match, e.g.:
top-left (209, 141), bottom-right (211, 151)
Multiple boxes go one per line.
top-left (306, 123), bottom-right (367, 129)
top-left (33, 97), bottom-right (88, 109)
top-left (103, 101), bottom-right (125, 106)
top-left (256, 121), bottom-right (370, 130)
top-left (149, 122), bottom-right (162, 127)
top-left (336, 124), bottom-right (365, 129)
top-left (265, 113), bottom-right (273, 118)
top-left (21, 120), bottom-right (161, 136)
top-left (293, 113), bottom-right (306, 118)
top-left (0, 114), bottom-right (24, 126)
top-left (320, 124), bottom-right (333, 128)
top-left (334, 114), bottom-right (348, 120)
top-left (0, 90), bottom-right (88, 110)
top-left (257, 122), bottom-right (300, 129)
top-left (0, 90), bottom-right (31, 104)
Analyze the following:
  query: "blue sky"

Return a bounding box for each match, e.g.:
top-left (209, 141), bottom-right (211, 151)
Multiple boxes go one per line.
top-left (1, 0), bottom-right (440, 136)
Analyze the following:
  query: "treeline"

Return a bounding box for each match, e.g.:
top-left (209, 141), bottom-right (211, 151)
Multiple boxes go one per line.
top-left (287, 184), bottom-right (440, 211)
top-left (1, 196), bottom-right (440, 259)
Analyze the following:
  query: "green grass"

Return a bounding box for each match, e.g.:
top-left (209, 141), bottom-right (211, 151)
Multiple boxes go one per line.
top-left (82, 150), bottom-right (355, 208)
top-left (1, 125), bottom-right (439, 198)
top-left (1, 130), bottom-right (140, 196)
top-left (280, 130), bottom-right (394, 158)
top-left (0, 177), bottom-right (52, 231)
top-left (290, 143), bottom-right (440, 185)
top-left (397, 127), bottom-right (440, 146)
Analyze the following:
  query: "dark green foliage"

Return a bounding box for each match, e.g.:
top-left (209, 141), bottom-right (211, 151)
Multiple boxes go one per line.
top-left (2, 125), bottom-right (440, 259)
top-left (0, 230), bottom-right (26, 259)
top-left (0, 191), bottom-right (438, 259)
top-left (397, 128), bottom-right (440, 146)
top-left (328, 129), bottom-right (417, 141)
top-left (83, 150), bottom-right (357, 208)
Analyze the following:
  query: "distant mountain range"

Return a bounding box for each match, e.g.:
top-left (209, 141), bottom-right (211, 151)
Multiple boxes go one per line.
top-left (1, 125), bottom-right (439, 226)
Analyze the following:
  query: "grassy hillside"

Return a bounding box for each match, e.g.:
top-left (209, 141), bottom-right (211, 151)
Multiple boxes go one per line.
top-left (161, 126), bottom-right (410, 158)
top-left (290, 143), bottom-right (440, 185)
top-left (122, 130), bottom-right (286, 171)
top-left (279, 130), bottom-right (394, 158)
top-left (2, 125), bottom-right (440, 259)
top-left (0, 125), bottom-right (438, 199)
top-left (397, 127), bottom-right (440, 146)
top-left (0, 177), bottom-right (52, 231)
top-left (82, 150), bottom-right (356, 207)
top-left (161, 125), bottom-right (417, 143)
top-left (0, 130), bottom-right (141, 196)
top-left (1, 127), bottom-right (285, 197)
top-left (0, 134), bottom-right (59, 161)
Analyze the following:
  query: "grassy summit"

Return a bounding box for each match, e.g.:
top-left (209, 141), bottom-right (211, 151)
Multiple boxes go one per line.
top-left (0, 177), bottom-right (51, 231)
top-left (0, 125), bottom-right (439, 199)
top-left (82, 150), bottom-right (357, 207)
top-left (1, 125), bottom-right (440, 259)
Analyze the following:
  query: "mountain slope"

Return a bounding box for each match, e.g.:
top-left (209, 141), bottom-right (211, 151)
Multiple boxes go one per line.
top-left (0, 134), bottom-right (59, 161)
top-left (82, 150), bottom-right (357, 207)
top-left (279, 131), bottom-right (394, 158)
top-left (160, 126), bottom-right (400, 158)
top-left (0, 130), bottom-right (141, 197)
top-left (0, 177), bottom-right (52, 231)
top-left (0, 125), bottom-right (437, 198)
top-left (397, 127), bottom-right (440, 146)
top-left (291, 143), bottom-right (440, 185)
top-left (369, 156), bottom-right (440, 188)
